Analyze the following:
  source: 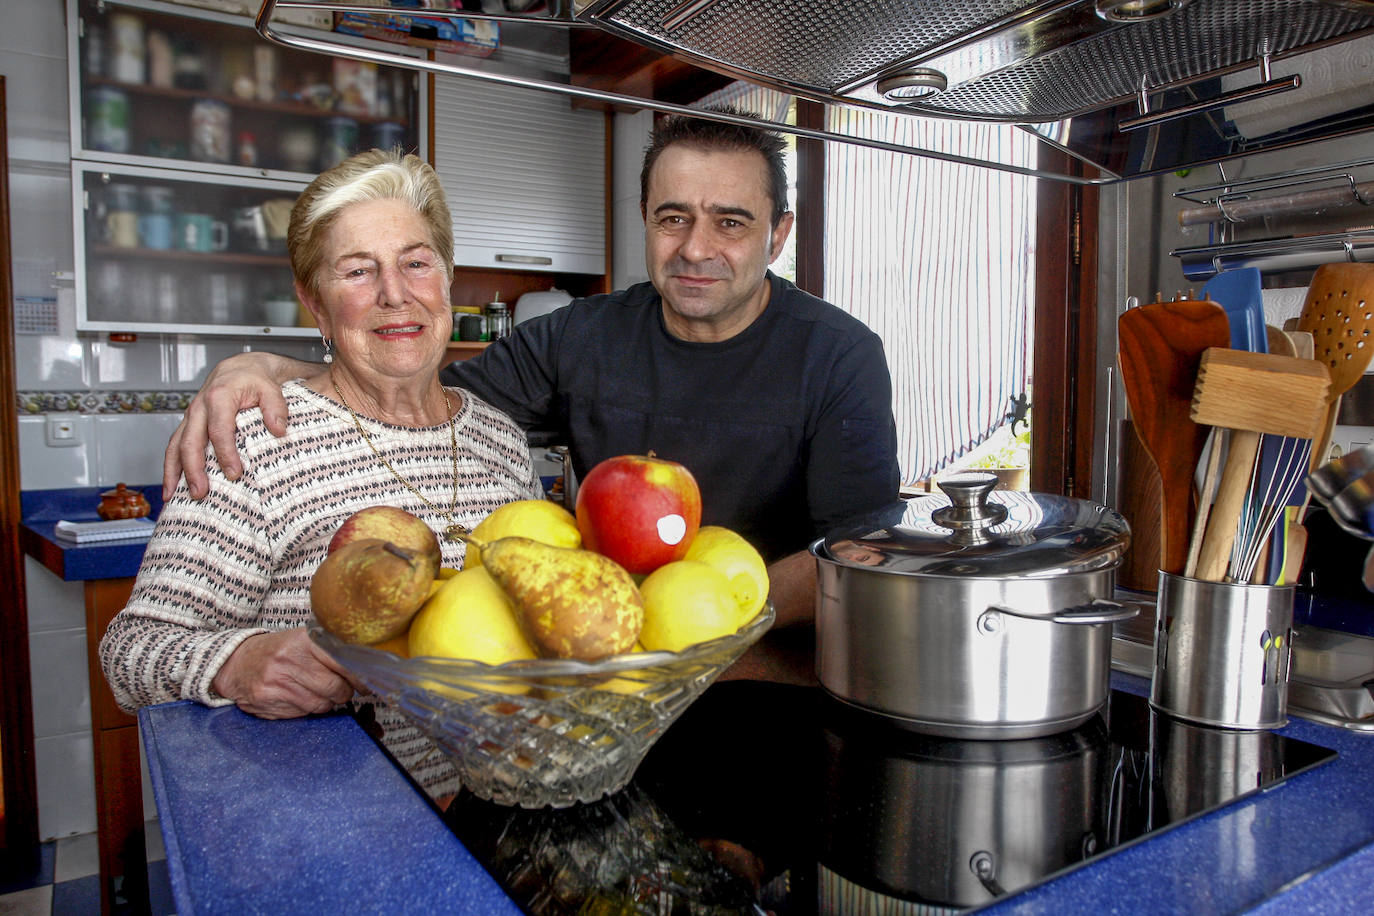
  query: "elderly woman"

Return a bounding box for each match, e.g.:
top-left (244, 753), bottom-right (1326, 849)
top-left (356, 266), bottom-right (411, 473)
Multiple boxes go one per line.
top-left (99, 149), bottom-right (542, 799)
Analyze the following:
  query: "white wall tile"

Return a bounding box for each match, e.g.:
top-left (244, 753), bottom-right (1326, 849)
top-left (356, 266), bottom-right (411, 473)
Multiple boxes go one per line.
top-left (0, 0), bottom-right (65, 59)
top-left (35, 732), bottom-right (97, 840)
top-left (9, 169), bottom-right (74, 289)
top-left (613, 193), bottom-right (649, 292)
top-left (18, 414), bottom-right (93, 488)
top-left (13, 335), bottom-right (87, 390)
top-left (24, 556), bottom-right (86, 633)
top-left (612, 111), bottom-right (651, 292)
top-left (90, 337), bottom-right (172, 388)
top-left (29, 627), bottom-right (92, 739)
top-left (93, 413), bottom-right (184, 488)
top-left (0, 38), bottom-right (72, 165)
top-left (613, 110), bottom-right (651, 206)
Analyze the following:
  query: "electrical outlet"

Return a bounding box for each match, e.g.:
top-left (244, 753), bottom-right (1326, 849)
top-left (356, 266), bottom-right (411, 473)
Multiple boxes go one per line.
top-left (45, 413), bottom-right (81, 448)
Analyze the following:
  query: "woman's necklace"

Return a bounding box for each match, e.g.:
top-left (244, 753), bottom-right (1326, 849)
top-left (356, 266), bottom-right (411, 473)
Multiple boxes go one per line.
top-left (332, 378), bottom-right (465, 542)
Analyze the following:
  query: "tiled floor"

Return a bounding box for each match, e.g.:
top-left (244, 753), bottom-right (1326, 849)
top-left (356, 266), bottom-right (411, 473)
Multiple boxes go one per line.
top-left (0, 822), bottom-right (175, 916)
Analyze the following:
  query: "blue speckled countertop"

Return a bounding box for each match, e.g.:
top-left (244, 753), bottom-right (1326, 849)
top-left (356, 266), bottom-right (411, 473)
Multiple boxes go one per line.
top-left (139, 701), bottom-right (522, 916)
top-left (139, 671), bottom-right (1374, 915)
top-left (19, 486), bottom-right (162, 580)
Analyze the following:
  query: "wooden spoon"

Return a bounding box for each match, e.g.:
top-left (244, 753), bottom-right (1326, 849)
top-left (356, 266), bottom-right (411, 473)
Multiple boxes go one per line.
top-left (1118, 300), bottom-right (1231, 576)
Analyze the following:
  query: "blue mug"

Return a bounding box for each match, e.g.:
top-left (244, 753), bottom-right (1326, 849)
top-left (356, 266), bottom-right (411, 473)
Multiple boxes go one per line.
top-left (138, 212), bottom-right (173, 250)
top-left (176, 213), bottom-right (228, 252)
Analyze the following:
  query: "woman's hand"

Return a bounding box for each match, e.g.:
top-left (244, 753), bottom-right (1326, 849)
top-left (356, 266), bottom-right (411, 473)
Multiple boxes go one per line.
top-left (211, 629), bottom-right (357, 719)
top-left (163, 352), bottom-right (316, 500)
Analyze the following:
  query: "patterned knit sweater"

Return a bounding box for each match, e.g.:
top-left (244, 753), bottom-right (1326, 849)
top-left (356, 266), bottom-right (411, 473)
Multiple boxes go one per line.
top-left (98, 380), bottom-right (543, 798)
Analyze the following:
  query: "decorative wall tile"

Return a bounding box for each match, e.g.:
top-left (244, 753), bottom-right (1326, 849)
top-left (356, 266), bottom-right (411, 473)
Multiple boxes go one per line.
top-left (17, 391), bottom-right (193, 414)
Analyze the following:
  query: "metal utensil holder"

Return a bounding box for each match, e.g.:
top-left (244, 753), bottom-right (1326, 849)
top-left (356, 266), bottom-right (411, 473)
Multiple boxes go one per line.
top-left (1150, 572), bottom-right (1294, 730)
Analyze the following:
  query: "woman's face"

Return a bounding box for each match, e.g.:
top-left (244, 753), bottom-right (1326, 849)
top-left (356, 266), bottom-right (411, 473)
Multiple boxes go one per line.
top-left (299, 197), bottom-right (451, 386)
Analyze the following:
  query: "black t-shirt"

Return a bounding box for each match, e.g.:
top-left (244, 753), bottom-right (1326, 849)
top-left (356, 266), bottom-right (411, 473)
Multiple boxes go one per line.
top-left (443, 273), bottom-right (900, 561)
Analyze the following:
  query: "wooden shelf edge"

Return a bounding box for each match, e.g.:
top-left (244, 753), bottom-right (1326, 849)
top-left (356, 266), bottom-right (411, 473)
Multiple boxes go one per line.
top-left (445, 341), bottom-right (489, 361)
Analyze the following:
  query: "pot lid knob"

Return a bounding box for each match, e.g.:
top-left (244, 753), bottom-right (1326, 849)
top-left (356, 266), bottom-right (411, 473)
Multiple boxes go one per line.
top-left (932, 472), bottom-right (1008, 544)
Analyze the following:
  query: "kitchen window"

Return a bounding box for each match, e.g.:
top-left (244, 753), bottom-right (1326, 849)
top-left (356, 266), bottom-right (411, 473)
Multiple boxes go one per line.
top-left (696, 84), bottom-right (1039, 487)
top-left (823, 108), bottom-right (1039, 486)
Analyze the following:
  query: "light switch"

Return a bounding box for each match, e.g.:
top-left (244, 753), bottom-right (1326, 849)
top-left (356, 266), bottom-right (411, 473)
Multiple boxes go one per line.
top-left (45, 413), bottom-right (81, 448)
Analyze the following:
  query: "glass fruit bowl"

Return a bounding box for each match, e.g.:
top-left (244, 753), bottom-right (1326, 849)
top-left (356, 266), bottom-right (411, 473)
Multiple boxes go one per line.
top-left (310, 603), bottom-right (775, 809)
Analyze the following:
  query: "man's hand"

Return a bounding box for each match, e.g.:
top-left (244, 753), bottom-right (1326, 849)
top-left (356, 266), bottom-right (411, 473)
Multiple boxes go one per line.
top-left (211, 629), bottom-right (357, 719)
top-left (164, 352), bottom-right (315, 500)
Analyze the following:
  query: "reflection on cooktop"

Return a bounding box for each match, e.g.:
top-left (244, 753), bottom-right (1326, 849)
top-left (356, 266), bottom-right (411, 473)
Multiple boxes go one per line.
top-left (442, 682), bottom-right (1336, 915)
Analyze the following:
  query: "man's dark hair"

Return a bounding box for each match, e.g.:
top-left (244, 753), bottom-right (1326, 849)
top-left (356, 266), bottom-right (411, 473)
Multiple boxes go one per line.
top-left (639, 105), bottom-right (790, 226)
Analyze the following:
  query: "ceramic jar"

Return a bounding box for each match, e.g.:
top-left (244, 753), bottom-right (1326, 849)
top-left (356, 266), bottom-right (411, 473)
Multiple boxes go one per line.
top-left (98, 483), bottom-right (152, 520)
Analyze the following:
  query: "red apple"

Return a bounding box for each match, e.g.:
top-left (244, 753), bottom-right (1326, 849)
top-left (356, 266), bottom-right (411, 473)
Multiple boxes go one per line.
top-left (575, 453), bottom-right (702, 575)
top-left (329, 505), bottom-right (441, 575)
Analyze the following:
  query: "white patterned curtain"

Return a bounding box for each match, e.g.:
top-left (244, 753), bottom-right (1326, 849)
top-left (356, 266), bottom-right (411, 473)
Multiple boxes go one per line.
top-left (824, 109), bottom-right (1038, 484)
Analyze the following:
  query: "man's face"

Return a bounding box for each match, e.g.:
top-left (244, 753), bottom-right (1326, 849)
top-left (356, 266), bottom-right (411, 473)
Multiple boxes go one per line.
top-left (643, 144), bottom-right (794, 343)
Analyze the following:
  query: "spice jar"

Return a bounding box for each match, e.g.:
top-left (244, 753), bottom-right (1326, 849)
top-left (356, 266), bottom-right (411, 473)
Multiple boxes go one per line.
top-left (484, 294), bottom-right (511, 341)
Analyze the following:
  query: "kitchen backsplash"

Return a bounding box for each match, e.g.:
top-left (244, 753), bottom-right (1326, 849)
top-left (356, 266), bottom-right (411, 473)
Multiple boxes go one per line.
top-left (17, 390), bottom-right (193, 414)
top-left (12, 330), bottom-right (320, 490)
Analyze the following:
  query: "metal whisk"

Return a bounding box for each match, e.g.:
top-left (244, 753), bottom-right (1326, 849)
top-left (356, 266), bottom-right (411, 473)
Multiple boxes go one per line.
top-left (1230, 434), bottom-right (1311, 583)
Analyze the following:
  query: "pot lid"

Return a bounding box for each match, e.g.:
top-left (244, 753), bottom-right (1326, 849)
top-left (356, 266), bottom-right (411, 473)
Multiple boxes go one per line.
top-left (813, 472), bottom-right (1130, 578)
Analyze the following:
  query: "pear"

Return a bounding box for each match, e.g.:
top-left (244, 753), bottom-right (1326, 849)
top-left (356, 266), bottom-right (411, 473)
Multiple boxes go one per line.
top-left (311, 538), bottom-right (435, 645)
top-left (480, 536), bottom-right (644, 661)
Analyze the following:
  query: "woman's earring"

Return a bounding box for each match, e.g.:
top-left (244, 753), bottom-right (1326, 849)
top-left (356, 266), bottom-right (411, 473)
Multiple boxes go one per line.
top-left (322, 338), bottom-right (334, 364)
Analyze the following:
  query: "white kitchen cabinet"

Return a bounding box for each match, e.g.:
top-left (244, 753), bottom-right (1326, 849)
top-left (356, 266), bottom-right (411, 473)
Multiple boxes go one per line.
top-left (434, 75), bottom-right (606, 275)
top-left (67, 0), bottom-right (428, 336)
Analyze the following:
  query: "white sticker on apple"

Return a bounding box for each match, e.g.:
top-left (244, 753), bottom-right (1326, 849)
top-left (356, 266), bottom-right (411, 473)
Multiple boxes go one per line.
top-left (657, 514), bottom-right (688, 546)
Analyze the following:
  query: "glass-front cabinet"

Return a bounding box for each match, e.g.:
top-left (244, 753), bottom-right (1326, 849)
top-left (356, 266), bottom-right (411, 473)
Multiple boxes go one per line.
top-left (68, 0), bottom-right (428, 335)
top-left (74, 161), bottom-right (317, 335)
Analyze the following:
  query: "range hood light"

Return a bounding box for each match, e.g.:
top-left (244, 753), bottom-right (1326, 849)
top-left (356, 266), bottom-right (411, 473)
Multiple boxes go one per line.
top-left (877, 69), bottom-right (949, 103)
top-left (1095, 0), bottom-right (1192, 22)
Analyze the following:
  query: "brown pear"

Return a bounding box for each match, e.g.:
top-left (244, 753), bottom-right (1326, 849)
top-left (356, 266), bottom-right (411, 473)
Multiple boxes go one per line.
top-left (480, 536), bottom-right (643, 661)
top-left (311, 539), bottom-right (435, 645)
top-left (328, 505), bottom-right (441, 574)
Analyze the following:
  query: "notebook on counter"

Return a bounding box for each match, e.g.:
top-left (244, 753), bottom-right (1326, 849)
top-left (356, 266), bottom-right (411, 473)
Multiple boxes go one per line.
top-left (54, 518), bottom-right (155, 544)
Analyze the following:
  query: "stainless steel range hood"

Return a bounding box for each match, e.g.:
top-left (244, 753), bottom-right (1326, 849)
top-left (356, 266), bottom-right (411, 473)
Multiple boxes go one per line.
top-left (258, 0), bottom-right (1374, 184)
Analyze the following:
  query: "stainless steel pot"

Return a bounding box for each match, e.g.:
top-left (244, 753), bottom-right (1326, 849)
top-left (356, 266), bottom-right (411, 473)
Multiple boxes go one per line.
top-left (811, 472), bottom-right (1136, 739)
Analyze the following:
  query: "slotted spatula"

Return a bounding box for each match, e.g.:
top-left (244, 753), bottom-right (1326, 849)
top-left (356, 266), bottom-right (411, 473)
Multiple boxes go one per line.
top-left (1295, 262), bottom-right (1374, 472)
top-left (1118, 300), bottom-right (1231, 576)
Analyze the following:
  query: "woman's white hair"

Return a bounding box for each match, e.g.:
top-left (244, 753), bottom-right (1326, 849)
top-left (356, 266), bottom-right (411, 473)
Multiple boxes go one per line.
top-left (288, 148), bottom-right (454, 295)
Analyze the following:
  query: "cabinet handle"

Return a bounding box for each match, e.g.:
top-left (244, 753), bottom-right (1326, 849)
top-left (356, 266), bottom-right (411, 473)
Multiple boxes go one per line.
top-left (495, 254), bottom-right (553, 265)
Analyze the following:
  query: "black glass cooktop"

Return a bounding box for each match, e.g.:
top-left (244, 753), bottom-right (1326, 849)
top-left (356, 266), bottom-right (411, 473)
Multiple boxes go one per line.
top-left (441, 682), bottom-right (1335, 915)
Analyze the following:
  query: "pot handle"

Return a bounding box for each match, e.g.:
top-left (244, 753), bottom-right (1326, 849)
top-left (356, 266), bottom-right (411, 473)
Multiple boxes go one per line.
top-left (986, 598), bottom-right (1140, 626)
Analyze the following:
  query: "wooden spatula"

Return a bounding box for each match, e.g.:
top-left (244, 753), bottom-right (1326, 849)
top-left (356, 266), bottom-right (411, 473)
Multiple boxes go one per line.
top-left (1190, 348), bottom-right (1331, 582)
top-left (1295, 263), bottom-right (1374, 471)
top-left (1118, 300), bottom-right (1231, 576)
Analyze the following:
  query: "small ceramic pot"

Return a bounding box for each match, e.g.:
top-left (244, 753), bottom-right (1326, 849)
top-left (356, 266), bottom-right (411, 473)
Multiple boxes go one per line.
top-left (98, 483), bottom-right (151, 520)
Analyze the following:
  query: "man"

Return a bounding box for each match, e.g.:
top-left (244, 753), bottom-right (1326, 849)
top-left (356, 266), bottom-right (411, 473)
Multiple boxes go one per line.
top-left (163, 107), bottom-right (901, 665)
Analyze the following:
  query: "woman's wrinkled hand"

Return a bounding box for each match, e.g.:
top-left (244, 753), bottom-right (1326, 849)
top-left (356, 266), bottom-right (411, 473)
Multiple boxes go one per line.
top-left (211, 629), bottom-right (357, 719)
